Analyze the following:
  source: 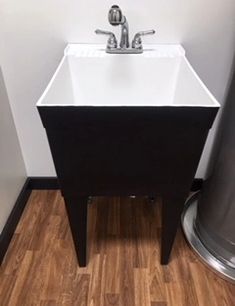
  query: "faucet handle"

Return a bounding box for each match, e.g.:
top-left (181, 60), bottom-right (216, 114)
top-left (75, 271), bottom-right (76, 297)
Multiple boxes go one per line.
top-left (95, 29), bottom-right (118, 49)
top-left (132, 30), bottom-right (156, 49)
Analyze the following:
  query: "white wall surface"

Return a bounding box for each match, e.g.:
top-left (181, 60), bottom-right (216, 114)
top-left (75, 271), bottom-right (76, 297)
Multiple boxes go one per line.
top-left (1, 0), bottom-right (235, 177)
top-left (0, 67), bottom-right (26, 233)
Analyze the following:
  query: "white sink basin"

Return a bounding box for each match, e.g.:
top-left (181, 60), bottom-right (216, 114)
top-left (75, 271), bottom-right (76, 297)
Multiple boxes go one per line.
top-left (37, 44), bottom-right (219, 108)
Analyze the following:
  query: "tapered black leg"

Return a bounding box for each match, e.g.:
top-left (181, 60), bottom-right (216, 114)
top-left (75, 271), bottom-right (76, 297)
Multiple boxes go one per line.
top-left (161, 194), bottom-right (186, 265)
top-left (64, 196), bottom-right (88, 267)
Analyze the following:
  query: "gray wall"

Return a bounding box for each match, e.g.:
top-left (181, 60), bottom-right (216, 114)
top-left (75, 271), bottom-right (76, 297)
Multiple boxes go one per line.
top-left (0, 67), bottom-right (26, 233)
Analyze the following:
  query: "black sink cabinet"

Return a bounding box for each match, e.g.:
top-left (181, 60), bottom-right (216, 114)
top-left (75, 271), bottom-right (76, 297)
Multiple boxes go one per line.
top-left (38, 106), bottom-right (218, 267)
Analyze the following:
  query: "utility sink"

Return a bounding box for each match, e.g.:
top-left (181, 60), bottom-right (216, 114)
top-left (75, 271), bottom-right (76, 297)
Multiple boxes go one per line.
top-left (37, 44), bottom-right (220, 267)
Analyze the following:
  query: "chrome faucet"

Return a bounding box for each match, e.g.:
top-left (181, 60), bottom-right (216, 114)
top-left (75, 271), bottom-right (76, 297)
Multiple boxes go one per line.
top-left (95, 5), bottom-right (155, 54)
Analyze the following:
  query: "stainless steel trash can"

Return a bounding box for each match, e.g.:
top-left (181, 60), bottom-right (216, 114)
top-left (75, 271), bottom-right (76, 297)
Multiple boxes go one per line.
top-left (182, 68), bottom-right (235, 282)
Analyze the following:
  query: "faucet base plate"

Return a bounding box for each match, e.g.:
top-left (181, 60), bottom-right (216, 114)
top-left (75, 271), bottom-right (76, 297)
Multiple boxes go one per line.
top-left (106, 47), bottom-right (143, 54)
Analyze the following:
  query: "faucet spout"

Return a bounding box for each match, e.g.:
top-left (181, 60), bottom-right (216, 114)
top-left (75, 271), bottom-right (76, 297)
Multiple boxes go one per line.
top-left (120, 16), bottom-right (129, 49)
top-left (108, 5), bottom-right (129, 49)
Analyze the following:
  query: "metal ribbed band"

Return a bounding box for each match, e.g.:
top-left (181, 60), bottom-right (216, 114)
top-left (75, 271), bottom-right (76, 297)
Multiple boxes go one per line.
top-left (181, 192), bottom-right (235, 283)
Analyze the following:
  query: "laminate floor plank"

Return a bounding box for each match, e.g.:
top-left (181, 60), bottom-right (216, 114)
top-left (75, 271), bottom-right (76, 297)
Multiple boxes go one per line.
top-left (0, 191), bottom-right (234, 306)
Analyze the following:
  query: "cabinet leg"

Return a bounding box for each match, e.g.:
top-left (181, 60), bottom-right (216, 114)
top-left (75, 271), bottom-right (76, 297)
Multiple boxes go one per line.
top-left (64, 196), bottom-right (88, 267)
top-left (161, 194), bottom-right (186, 265)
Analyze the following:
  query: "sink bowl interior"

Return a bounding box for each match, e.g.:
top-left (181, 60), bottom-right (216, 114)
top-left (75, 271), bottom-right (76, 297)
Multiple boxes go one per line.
top-left (37, 44), bottom-right (219, 108)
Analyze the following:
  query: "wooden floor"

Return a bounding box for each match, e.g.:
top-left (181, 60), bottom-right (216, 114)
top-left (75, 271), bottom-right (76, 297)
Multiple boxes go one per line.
top-left (0, 191), bottom-right (234, 306)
